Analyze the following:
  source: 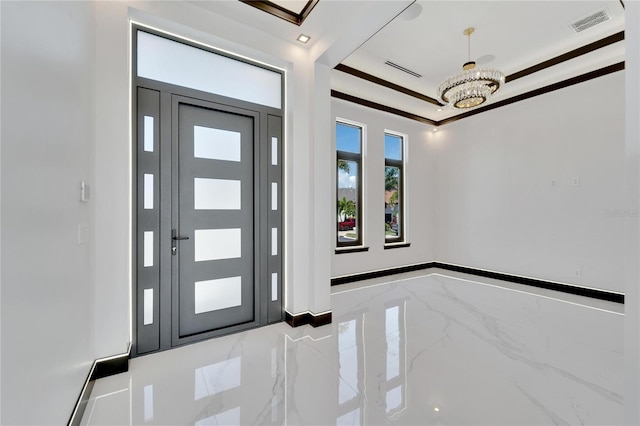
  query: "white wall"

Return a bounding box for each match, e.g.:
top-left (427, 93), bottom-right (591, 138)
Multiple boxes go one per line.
top-left (0, 2), bottom-right (96, 424)
top-left (331, 99), bottom-right (436, 278)
top-left (624, 2), bottom-right (640, 424)
top-left (436, 72), bottom-right (627, 293)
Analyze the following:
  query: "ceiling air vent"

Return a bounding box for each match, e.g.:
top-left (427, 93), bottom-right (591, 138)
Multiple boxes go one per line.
top-left (571, 9), bottom-right (611, 33)
top-left (384, 61), bottom-right (422, 78)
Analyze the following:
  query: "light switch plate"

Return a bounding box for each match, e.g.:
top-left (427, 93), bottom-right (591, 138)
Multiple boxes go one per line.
top-left (80, 181), bottom-right (91, 202)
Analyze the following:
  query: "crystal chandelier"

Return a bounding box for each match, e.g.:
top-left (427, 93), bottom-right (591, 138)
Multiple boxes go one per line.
top-left (437, 27), bottom-right (505, 109)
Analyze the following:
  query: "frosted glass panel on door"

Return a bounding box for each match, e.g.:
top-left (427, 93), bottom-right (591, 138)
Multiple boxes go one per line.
top-left (194, 178), bottom-right (241, 210)
top-left (194, 276), bottom-right (242, 314)
top-left (144, 231), bottom-right (154, 267)
top-left (194, 126), bottom-right (241, 162)
top-left (271, 273), bottom-right (278, 302)
top-left (271, 137), bottom-right (278, 166)
top-left (271, 182), bottom-right (277, 211)
top-left (144, 116), bottom-right (154, 152)
top-left (143, 288), bottom-right (153, 325)
top-left (271, 228), bottom-right (278, 256)
top-left (195, 229), bottom-right (241, 261)
top-left (144, 174), bottom-right (154, 209)
top-left (137, 31), bottom-right (281, 108)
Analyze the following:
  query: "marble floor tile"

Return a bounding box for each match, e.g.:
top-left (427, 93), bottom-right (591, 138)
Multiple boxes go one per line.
top-left (82, 271), bottom-right (623, 425)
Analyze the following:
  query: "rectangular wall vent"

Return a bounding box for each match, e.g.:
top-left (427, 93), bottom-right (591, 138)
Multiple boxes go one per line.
top-left (384, 61), bottom-right (422, 78)
top-left (571, 9), bottom-right (611, 33)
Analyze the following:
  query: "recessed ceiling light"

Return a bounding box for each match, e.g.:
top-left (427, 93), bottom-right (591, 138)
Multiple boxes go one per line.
top-left (297, 34), bottom-right (310, 43)
top-left (434, 407), bottom-right (440, 412)
top-left (436, 108), bottom-right (443, 112)
top-left (433, 128), bottom-right (439, 132)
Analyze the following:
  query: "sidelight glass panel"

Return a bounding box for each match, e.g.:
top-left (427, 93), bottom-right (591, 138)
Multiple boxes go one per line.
top-left (194, 276), bottom-right (242, 314)
top-left (137, 31), bottom-right (281, 109)
top-left (143, 231), bottom-right (153, 267)
top-left (271, 273), bottom-right (278, 302)
top-left (271, 228), bottom-right (278, 256)
top-left (194, 178), bottom-right (241, 210)
top-left (144, 174), bottom-right (154, 209)
top-left (143, 288), bottom-right (153, 325)
top-left (271, 137), bottom-right (278, 166)
top-left (194, 356), bottom-right (241, 400)
top-left (144, 116), bottom-right (154, 152)
top-left (271, 182), bottom-right (277, 211)
top-left (194, 126), bottom-right (241, 162)
top-left (194, 229), bottom-right (241, 261)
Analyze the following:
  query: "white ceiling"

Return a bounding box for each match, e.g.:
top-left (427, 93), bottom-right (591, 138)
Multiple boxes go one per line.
top-left (188, 1), bottom-right (625, 122)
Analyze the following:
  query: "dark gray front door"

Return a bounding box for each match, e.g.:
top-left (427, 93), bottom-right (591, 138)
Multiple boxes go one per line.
top-left (134, 84), bottom-right (283, 357)
top-left (173, 99), bottom-right (257, 340)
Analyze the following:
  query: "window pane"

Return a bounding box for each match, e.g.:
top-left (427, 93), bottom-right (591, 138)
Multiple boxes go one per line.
top-left (138, 31), bottom-right (281, 109)
top-left (336, 123), bottom-right (361, 154)
top-left (385, 166), bottom-right (400, 239)
top-left (337, 160), bottom-right (359, 243)
top-left (385, 134), bottom-right (402, 160)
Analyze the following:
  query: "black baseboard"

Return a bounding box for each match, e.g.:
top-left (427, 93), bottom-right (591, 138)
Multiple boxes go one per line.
top-left (68, 351), bottom-right (130, 426)
top-left (91, 354), bottom-right (129, 380)
top-left (285, 310), bottom-right (333, 328)
top-left (331, 261), bottom-right (624, 304)
top-left (433, 262), bottom-right (624, 304)
top-left (330, 262), bottom-right (435, 286)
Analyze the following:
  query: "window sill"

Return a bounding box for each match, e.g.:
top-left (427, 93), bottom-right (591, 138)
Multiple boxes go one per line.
top-left (383, 242), bottom-right (411, 250)
top-left (335, 246), bottom-right (370, 254)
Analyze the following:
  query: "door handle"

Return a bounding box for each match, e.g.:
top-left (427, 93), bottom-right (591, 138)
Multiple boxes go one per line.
top-left (171, 229), bottom-right (189, 255)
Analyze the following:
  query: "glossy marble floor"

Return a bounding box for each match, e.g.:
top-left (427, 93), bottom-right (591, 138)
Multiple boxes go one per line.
top-left (81, 270), bottom-right (624, 425)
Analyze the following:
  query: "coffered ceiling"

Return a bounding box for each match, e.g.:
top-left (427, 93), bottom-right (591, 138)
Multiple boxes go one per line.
top-left (189, 1), bottom-right (626, 125)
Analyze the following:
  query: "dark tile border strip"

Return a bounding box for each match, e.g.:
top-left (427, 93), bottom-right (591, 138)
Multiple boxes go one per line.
top-left (239, 0), bottom-right (319, 26)
top-left (68, 352), bottom-right (130, 426)
top-left (330, 261), bottom-right (624, 304)
top-left (285, 310), bottom-right (333, 327)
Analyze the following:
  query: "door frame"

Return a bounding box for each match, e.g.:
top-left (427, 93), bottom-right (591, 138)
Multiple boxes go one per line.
top-left (131, 26), bottom-right (285, 357)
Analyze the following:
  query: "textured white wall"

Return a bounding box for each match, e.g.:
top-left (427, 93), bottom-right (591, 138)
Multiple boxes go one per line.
top-left (0, 2), bottom-right (96, 423)
top-left (331, 99), bottom-right (437, 277)
top-left (436, 71), bottom-right (627, 293)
